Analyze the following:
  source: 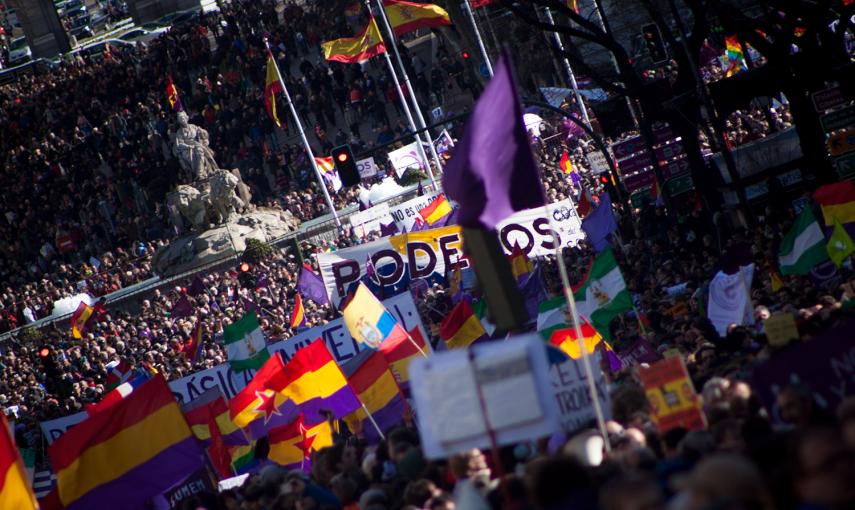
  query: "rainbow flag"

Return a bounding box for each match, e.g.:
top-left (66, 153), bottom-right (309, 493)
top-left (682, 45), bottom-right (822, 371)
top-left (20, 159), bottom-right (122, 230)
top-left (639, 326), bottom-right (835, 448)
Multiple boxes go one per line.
top-left (229, 343), bottom-right (360, 432)
top-left (290, 293), bottom-right (306, 330)
top-left (724, 35), bottom-right (748, 77)
top-left (71, 301), bottom-right (95, 339)
top-left (229, 442), bottom-right (261, 475)
top-left (48, 376), bottom-right (204, 509)
top-left (268, 414), bottom-right (333, 472)
top-left (264, 50), bottom-right (283, 128)
top-left (0, 414), bottom-right (38, 509)
top-left (343, 350), bottom-right (407, 442)
top-left (384, 0), bottom-right (451, 36)
top-left (439, 300), bottom-right (487, 349)
top-left (418, 194), bottom-right (453, 226)
top-left (321, 17), bottom-right (386, 64)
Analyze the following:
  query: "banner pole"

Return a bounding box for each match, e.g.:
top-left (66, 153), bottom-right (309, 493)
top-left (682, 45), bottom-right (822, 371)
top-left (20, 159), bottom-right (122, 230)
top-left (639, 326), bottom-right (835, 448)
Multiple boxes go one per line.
top-left (362, 1), bottom-right (436, 189)
top-left (359, 401), bottom-right (386, 440)
top-left (462, 0), bottom-right (494, 78)
top-left (264, 40), bottom-right (341, 228)
top-left (542, 6), bottom-right (592, 129)
top-left (373, 0), bottom-right (444, 187)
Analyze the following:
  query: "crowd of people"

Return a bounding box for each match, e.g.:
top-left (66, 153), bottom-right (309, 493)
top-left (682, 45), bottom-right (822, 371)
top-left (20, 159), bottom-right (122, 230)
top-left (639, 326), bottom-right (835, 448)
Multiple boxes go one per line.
top-left (1, 1), bottom-right (853, 509)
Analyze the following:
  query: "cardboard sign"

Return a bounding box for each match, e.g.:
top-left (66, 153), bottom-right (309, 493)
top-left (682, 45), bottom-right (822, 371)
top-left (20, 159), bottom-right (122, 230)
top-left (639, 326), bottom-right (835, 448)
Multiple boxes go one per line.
top-left (585, 151), bottom-right (610, 175)
top-left (763, 313), bottom-right (799, 346)
top-left (411, 335), bottom-right (560, 459)
top-left (638, 357), bottom-right (705, 432)
top-left (356, 157), bottom-right (378, 179)
top-left (549, 355), bottom-right (611, 432)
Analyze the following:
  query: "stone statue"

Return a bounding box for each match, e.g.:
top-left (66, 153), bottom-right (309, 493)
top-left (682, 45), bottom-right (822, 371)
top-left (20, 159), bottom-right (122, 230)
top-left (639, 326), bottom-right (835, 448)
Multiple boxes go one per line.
top-left (172, 111), bottom-right (219, 181)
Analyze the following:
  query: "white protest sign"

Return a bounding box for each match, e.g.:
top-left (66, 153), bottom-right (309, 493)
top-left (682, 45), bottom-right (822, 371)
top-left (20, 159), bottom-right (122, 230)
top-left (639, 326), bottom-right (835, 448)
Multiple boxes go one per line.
top-left (388, 141), bottom-right (425, 178)
top-left (388, 191), bottom-right (441, 232)
top-left (549, 356), bottom-right (611, 432)
top-left (349, 203), bottom-right (392, 238)
top-left (586, 151), bottom-right (610, 175)
top-left (411, 335), bottom-right (560, 459)
top-left (41, 292), bottom-right (428, 443)
top-left (357, 157), bottom-right (378, 179)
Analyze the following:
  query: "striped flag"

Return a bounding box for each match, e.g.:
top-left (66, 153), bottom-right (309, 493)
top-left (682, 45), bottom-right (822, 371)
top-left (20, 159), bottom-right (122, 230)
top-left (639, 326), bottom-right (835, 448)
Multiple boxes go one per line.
top-left (342, 350), bottom-right (407, 443)
top-left (290, 293), bottom-right (306, 330)
top-left (321, 17), bottom-right (386, 64)
top-left (315, 156), bottom-right (343, 192)
top-left (417, 194), bottom-right (453, 226)
top-left (383, 0), bottom-right (451, 36)
top-left (264, 50), bottom-right (283, 127)
top-left (71, 301), bottom-right (95, 339)
top-left (0, 414), bottom-right (38, 509)
top-left (223, 311), bottom-right (271, 372)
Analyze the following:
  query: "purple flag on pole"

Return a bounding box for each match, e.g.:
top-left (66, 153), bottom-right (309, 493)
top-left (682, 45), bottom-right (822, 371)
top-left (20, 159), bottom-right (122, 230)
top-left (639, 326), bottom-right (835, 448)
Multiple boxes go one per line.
top-left (171, 294), bottom-right (194, 319)
top-left (581, 193), bottom-right (618, 252)
top-left (442, 50), bottom-right (546, 230)
top-left (519, 264), bottom-right (547, 323)
top-left (297, 263), bottom-right (330, 305)
top-left (380, 221), bottom-right (399, 236)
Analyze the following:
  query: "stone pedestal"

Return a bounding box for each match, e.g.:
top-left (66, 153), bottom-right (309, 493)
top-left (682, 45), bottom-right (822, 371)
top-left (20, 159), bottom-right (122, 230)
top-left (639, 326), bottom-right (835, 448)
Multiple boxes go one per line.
top-left (7, 0), bottom-right (70, 59)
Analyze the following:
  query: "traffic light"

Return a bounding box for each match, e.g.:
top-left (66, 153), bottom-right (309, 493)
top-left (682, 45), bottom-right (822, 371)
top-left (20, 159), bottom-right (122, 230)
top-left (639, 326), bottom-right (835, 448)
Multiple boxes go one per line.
top-left (461, 51), bottom-right (470, 60)
top-left (237, 262), bottom-right (256, 289)
top-left (331, 145), bottom-right (361, 187)
top-left (641, 24), bottom-right (667, 64)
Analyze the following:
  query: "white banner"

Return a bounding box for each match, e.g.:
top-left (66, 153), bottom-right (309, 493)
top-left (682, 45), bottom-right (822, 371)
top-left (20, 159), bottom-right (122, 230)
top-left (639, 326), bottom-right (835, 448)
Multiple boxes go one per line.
top-left (318, 200), bottom-right (585, 305)
top-left (357, 157), bottom-right (378, 179)
top-left (387, 191), bottom-right (441, 232)
top-left (41, 293), bottom-right (428, 443)
top-left (349, 203), bottom-right (392, 238)
top-left (586, 151), bottom-right (610, 175)
top-left (388, 142), bottom-right (425, 178)
top-left (707, 264), bottom-right (755, 337)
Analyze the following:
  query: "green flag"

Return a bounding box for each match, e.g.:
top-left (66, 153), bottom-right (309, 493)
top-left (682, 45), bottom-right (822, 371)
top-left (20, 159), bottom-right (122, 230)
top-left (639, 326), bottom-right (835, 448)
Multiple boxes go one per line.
top-left (779, 207), bottom-right (828, 275)
top-left (572, 248), bottom-right (632, 340)
top-left (827, 218), bottom-right (855, 267)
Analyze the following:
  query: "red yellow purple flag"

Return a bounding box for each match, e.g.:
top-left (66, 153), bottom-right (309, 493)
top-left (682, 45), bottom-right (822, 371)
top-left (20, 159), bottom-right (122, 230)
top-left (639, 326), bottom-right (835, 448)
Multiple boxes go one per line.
top-left (267, 414), bottom-right (333, 471)
top-left (0, 414), bottom-right (37, 509)
top-left (290, 293), bottom-right (306, 330)
top-left (165, 74), bottom-right (183, 112)
top-left (71, 301), bottom-right (95, 339)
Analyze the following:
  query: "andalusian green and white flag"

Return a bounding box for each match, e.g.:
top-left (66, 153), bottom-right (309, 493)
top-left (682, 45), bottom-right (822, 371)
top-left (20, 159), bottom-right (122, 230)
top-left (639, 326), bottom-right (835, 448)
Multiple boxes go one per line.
top-left (573, 248), bottom-right (632, 340)
top-left (779, 207), bottom-right (828, 275)
top-left (223, 311), bottom-right (270, 371)
top-left (827, 218), bottom-right (855, 267)
top-left (537, 296), bottom-right (568, 340)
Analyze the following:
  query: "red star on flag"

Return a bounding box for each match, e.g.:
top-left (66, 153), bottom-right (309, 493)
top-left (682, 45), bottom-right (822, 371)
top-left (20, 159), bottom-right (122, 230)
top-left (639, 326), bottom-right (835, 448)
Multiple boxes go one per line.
top-left (253, 389), bottom-right (281, 423)
top-left (298, 420), bottom-right (317, 456)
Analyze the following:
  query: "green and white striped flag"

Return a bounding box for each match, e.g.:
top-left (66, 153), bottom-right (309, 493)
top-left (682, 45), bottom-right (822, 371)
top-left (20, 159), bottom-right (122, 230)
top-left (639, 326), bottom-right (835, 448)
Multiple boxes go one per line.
top-left (779, 206), bottom-right (828, 275)
top-left (537, 295), bottom-right (568, 340)
top-left (223, 311), bottom-right (270, 371)
top-left (573, 248), bottom-right (632, 340)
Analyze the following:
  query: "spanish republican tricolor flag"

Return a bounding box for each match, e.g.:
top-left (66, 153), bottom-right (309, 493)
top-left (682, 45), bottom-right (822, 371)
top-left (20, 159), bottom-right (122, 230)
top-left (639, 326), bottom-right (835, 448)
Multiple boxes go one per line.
top-left (165, 74), bottom-right (183, 112)
top-left (547, 317), bottom-right (606, 360)
top-left (439, 300), bottom-right (487, 349)
top-left (71, 301), bottom-right (95, 339)
top-left (559, 151), bottom-right (573, 174)
top-left (322, 17), bottom-right (386, 64)
top-left (418, 193), bottom-right (452, 225)
top-left (342, 350), bottom-right (407, 443)
top-left (48, 376), bottom-right (204, 509)
top-left (264, 50), bottom-right (283, 128)
top-left (267, 414), bottom-right (333, 470)
top-left (383, 0), bottom-right (451, 37)
top-left (290, 293), bottom-right (306, 330)
top-left (0, 414), bottom-right (37, 509)
top-left (814, 181), bottom-right (855, 227)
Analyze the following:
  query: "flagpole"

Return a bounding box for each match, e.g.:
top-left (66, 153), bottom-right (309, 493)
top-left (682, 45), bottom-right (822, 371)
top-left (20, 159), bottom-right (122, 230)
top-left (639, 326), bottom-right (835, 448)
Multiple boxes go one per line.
top-left (372, 0), bottom-right (444, 186)
top-left (543, 201), bottom-right (612, 452)
top-left (264, 40), bottom-right (341, 228)
top-left (361, 1), bottom-right (435, 189)
top-left (462, 0), bottom-right (493, 77)
top-left (359, 401), bottom-right (386, 441)
top-left (542, 7), bottom-right (592, 130)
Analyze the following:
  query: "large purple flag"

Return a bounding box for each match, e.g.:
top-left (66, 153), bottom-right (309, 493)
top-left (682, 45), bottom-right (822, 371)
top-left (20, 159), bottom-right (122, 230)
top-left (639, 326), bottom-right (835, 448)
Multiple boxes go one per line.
top-left (442, 50), bottom-right (546, 230)
top-left (171, 294), bottom-right (194, 319)
top-left (297, 263), bottom-right (330, 305)
top-left (581, 193), bottom-right (618, 252)
top-left (519, 264), bottom-right (547, 323)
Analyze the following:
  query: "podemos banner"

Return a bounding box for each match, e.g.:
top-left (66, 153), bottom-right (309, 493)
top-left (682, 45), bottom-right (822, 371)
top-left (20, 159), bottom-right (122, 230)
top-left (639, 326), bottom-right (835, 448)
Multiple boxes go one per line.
top-left (318, 200), bottom-right (585, 305)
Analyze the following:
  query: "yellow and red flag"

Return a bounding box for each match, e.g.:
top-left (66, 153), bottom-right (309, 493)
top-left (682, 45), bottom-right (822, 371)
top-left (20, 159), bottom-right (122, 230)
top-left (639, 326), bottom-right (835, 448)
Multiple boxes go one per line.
top-left (166, 74), bottom-right (183, 112)
top-left (418, 194), bottom-right (452, 225)
top-left (290, 293), bottom-right (306, 329)
top-left (71, 301), bottom-right (95, 339)
top-left (0, 414), bottom-right (37, 509)
top-left (321, 17), bottom-right (386, 64)
top-left (264, 50), bottom-right (283, 128)
top-left (383, 0), bottom-right (451, 36)
top-left (559, 151), bottom-right (574, 175)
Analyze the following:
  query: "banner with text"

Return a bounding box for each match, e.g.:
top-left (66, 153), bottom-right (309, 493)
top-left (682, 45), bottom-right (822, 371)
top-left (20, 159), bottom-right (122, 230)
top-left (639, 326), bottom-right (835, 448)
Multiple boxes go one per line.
top-left (318, 200), bottom-right (585, 305)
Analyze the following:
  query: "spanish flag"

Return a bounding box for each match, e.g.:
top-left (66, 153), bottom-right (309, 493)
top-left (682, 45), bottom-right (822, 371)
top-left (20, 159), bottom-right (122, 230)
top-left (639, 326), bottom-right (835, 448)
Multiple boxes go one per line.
top-left (268, 414), bottom-right (333, 470)
top-left (48, 376), bottom-right (204, 509)
top-left (0, 414), bottom-right (38, 509)
top-left (814, 181), bottom-right (855, 227)
top-left (439, 300), bottom-right (487, 349)
top-left (384, 0), bottom-right (451, 37)
top-left (71, 301), bottom-right (95, 339)
top-left (559, 151), bottom-right (573, 175)
top-left (418, 194), bottom-right (452, 225)
top-left (290, 293), bottom-right (306, 330)
top-left (264, 50), bottom-right (283, 128)
top-left (229, 342), bottom-right (360, 431)
top-left (321, 17), bottom-right (386, 64)
top-left (165, 74), bottom-right (183, 112)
